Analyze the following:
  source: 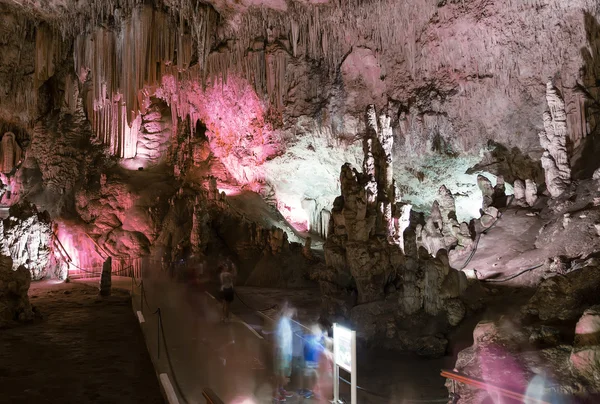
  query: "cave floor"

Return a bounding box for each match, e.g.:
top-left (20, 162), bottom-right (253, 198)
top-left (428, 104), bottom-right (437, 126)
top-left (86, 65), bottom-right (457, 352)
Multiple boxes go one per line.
top-left (0, 280), bottom-right (163, 404)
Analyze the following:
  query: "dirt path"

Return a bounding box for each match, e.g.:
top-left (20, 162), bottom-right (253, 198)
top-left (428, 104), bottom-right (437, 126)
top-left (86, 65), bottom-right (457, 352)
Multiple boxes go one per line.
top-left (0, 280), bottom-right (163, 404)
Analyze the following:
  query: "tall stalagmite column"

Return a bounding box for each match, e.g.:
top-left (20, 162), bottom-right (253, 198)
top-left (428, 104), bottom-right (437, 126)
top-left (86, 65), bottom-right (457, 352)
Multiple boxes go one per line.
top-left (539, 82), bottom-right (572, 197)
top-left (364, 105), bottom-right (395, 237)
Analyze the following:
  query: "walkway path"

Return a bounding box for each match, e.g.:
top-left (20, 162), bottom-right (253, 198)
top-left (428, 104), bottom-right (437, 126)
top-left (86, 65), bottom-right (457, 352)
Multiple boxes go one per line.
top-left (131, 261), bottom-right (451, 404)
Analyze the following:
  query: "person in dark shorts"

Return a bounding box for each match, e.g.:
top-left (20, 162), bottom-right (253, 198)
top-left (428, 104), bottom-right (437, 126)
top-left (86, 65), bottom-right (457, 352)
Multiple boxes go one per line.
top-left (299, 325), bottom-right (325, 399)
top-left (219, 265), bottom-right (235, 322)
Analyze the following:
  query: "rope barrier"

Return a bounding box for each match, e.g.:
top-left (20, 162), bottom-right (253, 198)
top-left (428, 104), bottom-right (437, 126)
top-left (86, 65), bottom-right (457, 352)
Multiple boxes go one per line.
top-left (479, 262), bottom-right (544, 283)
top-left (233, 289), bottom-right (279, 312)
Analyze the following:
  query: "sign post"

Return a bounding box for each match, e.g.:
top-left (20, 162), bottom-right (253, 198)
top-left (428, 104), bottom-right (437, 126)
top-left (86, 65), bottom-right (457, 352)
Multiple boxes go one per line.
top-left (332, 323), bottom-right (357, 404)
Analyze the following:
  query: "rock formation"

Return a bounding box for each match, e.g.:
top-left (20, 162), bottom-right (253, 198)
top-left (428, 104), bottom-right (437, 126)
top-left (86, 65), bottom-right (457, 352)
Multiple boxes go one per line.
top-left (477, 174), bottom-right (507, 210)
top-left (0, 253), bottom-right (34, 328)
top-left (0, 132), bottom-right (22, 174)
top-left (322, 105), bottom-right (469, 356)
top-left (512, 178), bottom-right (540, 208)
top-left (539, 82), bottom-right (572, 198)
top-left (0, 200), bottom-right (53, 280)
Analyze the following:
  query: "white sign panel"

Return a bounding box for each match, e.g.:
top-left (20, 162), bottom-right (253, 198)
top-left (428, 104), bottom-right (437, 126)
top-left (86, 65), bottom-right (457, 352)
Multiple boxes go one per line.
top-left (334, 324), bottom-right (353, 372)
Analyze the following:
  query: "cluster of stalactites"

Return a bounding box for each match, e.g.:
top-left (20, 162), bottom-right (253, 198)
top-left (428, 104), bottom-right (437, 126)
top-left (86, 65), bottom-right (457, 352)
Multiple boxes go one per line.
top-left (72, 5), bottom-right (198, 157)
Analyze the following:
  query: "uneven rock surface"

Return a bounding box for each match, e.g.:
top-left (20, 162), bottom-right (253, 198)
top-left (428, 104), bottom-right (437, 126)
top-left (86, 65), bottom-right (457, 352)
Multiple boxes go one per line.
top-left (0, 200), bottom-right (53, 280)
top-left (0, 254), bottom-right (33, 327)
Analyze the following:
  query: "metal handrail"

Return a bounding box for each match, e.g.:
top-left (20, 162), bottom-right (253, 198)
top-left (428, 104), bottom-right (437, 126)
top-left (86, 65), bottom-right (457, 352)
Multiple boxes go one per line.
top-left (202, 388), bottom-right (224, 404)
top-left (441, 369), bottom-right (551, 404)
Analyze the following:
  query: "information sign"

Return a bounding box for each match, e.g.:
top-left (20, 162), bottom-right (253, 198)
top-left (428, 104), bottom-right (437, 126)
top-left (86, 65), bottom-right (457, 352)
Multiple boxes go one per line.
top-left (334, 324), bottom-right (353, 372)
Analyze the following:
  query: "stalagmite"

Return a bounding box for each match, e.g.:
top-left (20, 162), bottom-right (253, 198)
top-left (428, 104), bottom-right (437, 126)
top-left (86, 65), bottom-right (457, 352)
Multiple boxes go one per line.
top-left (99, 256), bottom-right (112, 296)
top-left (539, 82), bottom-right (572, 198)
top-left (477, 175), bottom-right (494, 210)
top-left (513, 179), bottom-right (527, 206)
top-left (525, 179), bottom-right (538, 207)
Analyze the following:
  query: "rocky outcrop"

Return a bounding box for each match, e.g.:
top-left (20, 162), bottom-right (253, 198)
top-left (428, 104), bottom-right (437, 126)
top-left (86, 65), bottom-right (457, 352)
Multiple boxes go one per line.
top-left (0, 200), bottom-right (53, 280)
top-left (75, 172), bottom-right (163, 259)
top-left (158, 179), bottom-right (318, 288)
top-left (0, 253), bottom-right (34, 328)
top-left (539, 82), bottom-right (572, 198)
top-left (522, 258), bottom-right (600, 321)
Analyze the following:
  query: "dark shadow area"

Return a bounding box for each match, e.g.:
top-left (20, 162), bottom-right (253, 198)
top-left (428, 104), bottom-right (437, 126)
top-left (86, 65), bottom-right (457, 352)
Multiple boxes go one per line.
top-left (572, 12), bottom-right (600, 179)
top-left (466, 140), bottom-right (543, 184)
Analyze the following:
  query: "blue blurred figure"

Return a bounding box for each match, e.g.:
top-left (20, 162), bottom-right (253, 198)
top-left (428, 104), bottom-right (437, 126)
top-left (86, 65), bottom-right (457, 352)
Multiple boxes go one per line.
top-left (299, 325), bottom-right (326, 399)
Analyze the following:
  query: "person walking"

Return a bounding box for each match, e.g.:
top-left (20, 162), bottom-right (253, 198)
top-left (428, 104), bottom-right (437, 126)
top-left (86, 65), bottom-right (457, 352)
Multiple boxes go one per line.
top-left (299, 325), bottom-right (326, 399)
top-left (273, 303), bottom-right (296, 402)
top-left (219, 264), bottom-right (235, 322)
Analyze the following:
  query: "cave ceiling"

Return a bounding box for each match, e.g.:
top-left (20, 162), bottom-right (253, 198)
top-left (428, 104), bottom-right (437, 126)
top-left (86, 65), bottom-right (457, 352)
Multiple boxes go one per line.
top-left (1, 0), bottom-right (600, 229)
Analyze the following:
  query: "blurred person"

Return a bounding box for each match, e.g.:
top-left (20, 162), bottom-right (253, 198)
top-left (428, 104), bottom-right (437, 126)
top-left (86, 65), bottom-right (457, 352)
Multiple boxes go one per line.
top-left (273, 303), bottom-right (296, 402)
top-left (315, 333), bottom-right (334, 403)
top-left (219, 264), bottom-right (236, 322)
top-left (299, 324), bottom-right (326, 399)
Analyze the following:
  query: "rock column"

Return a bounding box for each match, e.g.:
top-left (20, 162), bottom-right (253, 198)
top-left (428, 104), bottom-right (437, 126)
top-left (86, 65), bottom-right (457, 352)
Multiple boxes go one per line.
top-left (99, 256), bottom-right (112, 296)
top-left (539, 82), bottom-right (571, 197)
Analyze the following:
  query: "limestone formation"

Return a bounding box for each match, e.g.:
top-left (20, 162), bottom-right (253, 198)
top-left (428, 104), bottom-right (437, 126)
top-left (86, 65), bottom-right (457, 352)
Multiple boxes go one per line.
top-left (477, 175), bottom-right (494, 209)
top-left (0, 201), bottom-right (53, 280)
top-left (513, 179), bottom-right (526, 206)
top-left (436, 185), bottom-right (459, 247)
top-left (323, 105), bottom-right (469, 355)
top-left (0, 132), bottom-right (22, 174)
top-left (539, 82), bottom-right (572, 198)
top-left (0, 254), bottom-right (34, 327)
top-left (525, 179), bottom-right (538, 207)
top-left (492, 175), bottom-right (507, 208)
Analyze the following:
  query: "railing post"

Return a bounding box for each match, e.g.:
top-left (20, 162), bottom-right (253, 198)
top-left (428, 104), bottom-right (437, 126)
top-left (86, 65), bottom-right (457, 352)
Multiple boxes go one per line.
top-left (157, 308), bottom-right (161, 359)
top-left (140, 282), bottom-right (144, 313)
